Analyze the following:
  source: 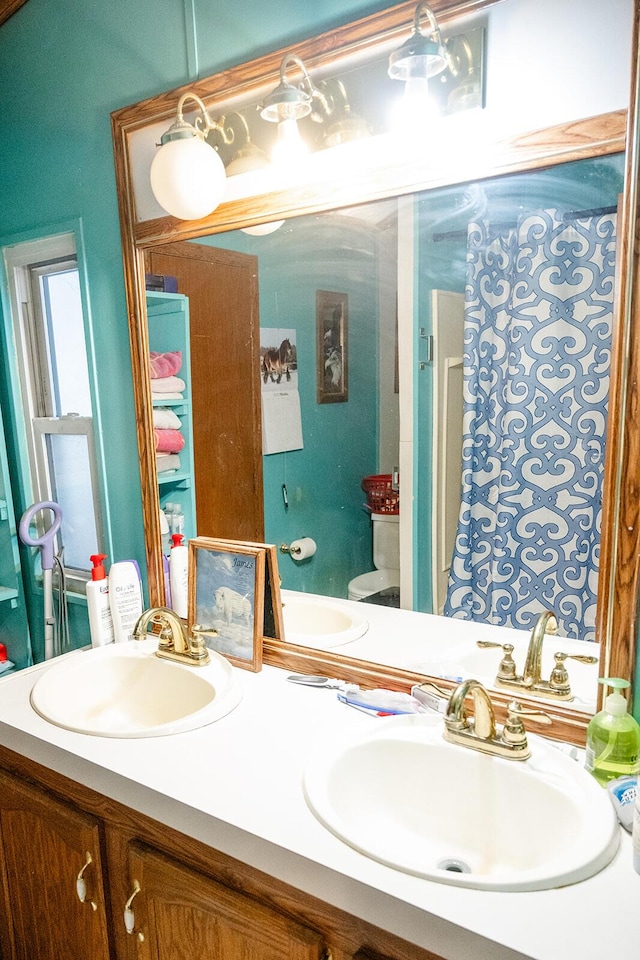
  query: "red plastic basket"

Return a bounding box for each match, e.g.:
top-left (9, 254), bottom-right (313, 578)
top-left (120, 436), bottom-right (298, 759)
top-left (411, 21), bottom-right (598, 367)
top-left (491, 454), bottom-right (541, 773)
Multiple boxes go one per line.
top-left (361, 474), bottom-right (399, 515)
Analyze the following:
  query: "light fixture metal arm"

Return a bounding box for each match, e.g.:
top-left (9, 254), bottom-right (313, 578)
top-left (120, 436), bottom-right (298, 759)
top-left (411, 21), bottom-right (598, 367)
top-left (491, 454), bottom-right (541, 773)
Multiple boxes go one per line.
top-left (280, 54), bottom-right (330, 119)
top-left (413, 1), bottom-right (444, 46)
top-left (170, 92), bottom-right (234, 145)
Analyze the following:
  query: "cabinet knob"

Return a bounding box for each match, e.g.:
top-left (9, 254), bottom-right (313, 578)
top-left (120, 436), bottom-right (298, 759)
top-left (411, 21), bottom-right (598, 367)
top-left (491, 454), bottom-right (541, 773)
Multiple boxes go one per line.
top-left (76, 851), bottom-right (97, 910)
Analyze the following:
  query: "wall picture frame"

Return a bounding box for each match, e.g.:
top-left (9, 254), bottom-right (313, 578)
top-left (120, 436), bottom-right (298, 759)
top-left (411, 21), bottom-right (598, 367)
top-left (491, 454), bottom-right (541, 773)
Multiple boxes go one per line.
top-left (316, 290), bottom-right (348, 404)
top-left (188, 538), bottom-right (265, 671)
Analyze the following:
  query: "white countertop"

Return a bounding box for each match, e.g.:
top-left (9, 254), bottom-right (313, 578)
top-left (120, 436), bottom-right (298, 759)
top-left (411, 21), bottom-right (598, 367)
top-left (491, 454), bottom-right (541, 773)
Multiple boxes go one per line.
top-left (0, 637), bottom-right (637, 960)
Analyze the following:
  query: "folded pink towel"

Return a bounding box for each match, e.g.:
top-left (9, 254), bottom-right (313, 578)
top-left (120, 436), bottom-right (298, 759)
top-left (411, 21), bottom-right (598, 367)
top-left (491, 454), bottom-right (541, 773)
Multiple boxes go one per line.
top-left (149, 351), bottom-right (182, 379)
top-left (150, 375), bottom-right (186, 394)
top-left (154, 428), bottom-right (185, 454)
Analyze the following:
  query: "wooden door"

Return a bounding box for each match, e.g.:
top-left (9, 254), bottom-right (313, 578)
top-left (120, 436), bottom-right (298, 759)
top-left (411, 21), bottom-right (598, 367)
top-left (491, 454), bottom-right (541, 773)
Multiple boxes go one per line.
top-left (145, 243), bottom-right (264, 542)
top-left (126, 842), bottom-right (325, 960)
top-left (0, 772), bottom-right (111, 960)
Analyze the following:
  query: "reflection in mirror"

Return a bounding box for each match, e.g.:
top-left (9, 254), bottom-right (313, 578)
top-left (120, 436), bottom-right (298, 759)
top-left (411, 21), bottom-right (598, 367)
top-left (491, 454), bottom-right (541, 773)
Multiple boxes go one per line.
top-left (113, 0), bottom-right (639, 743)
top-left (147, 152), bottom-right (623, 670)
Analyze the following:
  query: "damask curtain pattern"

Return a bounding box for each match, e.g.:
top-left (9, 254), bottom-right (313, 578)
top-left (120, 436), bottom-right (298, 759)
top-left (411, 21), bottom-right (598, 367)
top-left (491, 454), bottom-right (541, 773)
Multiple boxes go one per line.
top-left (444, 208), bottom-right (616, 641)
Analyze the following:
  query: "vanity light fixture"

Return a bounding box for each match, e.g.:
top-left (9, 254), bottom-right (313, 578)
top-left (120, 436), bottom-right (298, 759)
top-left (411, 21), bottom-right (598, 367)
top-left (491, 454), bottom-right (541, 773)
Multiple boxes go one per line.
top-left (388, 2), bottom-right (449, 95)
top-left (224, 115), bottom-right (285, 235)
top-left (150, 92), bottom-right (231, 221)
top-left (260, 54), bottom-right (326, 164)
top-left (318, 79), bottom-right (373, 148)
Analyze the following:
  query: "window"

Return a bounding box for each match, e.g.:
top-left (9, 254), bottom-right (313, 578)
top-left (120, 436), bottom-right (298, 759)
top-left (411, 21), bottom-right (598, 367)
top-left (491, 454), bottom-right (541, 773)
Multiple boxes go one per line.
top-left (3, 233), bottom-right (103, 586)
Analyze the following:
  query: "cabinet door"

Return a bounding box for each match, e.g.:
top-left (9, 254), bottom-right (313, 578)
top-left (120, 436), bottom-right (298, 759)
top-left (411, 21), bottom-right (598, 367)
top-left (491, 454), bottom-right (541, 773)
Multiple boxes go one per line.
top-left (0, 772), bottom-right (111, 960)
top-left (125, 843), bottom-right (325, 960)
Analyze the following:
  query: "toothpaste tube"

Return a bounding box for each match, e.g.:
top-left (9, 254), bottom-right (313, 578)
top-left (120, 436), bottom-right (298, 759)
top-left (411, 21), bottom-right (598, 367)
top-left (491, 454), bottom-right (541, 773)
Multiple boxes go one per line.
top-left (411, 681), bottom-right (450, 715)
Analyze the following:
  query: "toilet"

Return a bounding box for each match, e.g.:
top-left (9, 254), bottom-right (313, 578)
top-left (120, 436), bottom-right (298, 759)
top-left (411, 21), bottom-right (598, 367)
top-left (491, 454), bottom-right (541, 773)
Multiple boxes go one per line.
top-left (348, 512), bottom-right (400, 601)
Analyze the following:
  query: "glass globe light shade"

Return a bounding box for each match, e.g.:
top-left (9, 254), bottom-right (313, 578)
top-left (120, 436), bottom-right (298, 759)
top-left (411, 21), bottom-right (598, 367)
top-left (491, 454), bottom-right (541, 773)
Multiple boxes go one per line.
top-left (150, 136), bottom-right (226, 220)
top-left (242, 221), bottom-right (285, 236)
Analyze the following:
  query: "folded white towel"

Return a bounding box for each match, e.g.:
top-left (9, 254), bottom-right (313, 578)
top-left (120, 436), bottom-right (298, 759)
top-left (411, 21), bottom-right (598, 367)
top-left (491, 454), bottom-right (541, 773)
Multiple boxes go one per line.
top-left (153, 408), bottom-right (182, 430)
top-left (151, 375), bottom-right (186, 393)
top-left (152, 392), bottom-right (183, 401)
top-left (156, 453), bottom-right (181, 474)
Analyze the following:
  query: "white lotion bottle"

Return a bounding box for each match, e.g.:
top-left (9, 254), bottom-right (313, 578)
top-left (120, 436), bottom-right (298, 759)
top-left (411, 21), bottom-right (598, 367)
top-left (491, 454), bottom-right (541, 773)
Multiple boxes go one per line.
top-left (87, 554), bottom-right (115, 647)
top-left (169, 533), bottom-right (188, 619)
top-left (109, 560), bottom-right (143, 642)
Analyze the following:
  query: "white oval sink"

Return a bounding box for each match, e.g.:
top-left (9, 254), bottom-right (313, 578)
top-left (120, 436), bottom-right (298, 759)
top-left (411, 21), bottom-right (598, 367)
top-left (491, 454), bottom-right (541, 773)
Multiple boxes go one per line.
top-left (303, 715), bottom-right (619, 891)
top-left (283, 596), bottom-right (368, 648)
top-left (30, 638), bottom-right (241, 737)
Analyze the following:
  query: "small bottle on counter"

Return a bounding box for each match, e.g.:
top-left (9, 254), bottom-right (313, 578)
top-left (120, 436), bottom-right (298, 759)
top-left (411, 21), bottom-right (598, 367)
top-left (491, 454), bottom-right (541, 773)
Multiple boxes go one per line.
top-left (87, 554), bottom-right (115, 647)
top-left (109, 560), bottom-right (144, 642)
top-left (169, 533), bottom-right (188, 619)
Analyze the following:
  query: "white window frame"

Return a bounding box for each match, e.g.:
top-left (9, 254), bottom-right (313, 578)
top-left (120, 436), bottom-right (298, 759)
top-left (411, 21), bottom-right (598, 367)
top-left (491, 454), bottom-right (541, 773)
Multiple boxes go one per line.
top-left (3, 233), bottom-right (104, 593)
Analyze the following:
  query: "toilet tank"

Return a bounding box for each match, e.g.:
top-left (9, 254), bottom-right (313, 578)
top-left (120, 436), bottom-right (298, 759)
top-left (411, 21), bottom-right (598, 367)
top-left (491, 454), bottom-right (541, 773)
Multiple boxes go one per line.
top-left (372, 512), bottom-right (400, 570)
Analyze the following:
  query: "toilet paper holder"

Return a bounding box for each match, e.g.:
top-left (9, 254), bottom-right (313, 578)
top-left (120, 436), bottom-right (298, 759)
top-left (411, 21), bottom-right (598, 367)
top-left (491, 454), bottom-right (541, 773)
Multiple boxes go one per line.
top-left (279, 537), bottom-right (317, 561)
top-left (280, 542), bottom-right (302, 556)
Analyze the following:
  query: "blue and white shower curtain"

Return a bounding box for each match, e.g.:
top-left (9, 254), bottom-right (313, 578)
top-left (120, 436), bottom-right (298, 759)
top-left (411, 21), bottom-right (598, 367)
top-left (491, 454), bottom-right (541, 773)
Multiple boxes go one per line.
top-left (444, 208), bottom-right (616, 641)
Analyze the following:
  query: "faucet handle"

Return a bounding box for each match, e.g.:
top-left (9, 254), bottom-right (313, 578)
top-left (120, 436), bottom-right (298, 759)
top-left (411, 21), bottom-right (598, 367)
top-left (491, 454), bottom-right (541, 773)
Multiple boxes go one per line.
top-left (502, 700), bottom-right (552, 751)
top-left (548, 650), bottom-right (599, 695)
top-left (188, 624), bottom-right (214, 664)
top-left (555, 651), bottom-right (599, 666)
top-left (476, 641), bottom-right (518, 681)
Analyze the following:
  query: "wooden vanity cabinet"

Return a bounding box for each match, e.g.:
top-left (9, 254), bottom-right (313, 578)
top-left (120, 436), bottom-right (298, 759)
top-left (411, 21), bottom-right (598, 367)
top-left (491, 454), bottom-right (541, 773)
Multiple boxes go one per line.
top-left (0, 771), bottom-right (111, 960)
top-left (0, 748), bottom-right (445, 960)
top-left (125, 842), bottom-right (325, 959)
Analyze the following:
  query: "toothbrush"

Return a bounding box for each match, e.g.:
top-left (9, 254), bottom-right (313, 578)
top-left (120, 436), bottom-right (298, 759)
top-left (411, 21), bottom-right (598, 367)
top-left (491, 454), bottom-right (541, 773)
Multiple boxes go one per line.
top-left (336, 691), bottom-right (419, 715)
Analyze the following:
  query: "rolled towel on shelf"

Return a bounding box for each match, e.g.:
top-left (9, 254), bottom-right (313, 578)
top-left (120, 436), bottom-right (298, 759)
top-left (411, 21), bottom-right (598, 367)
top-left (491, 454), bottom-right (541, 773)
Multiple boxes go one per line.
top-left (156, 453), bottom-right (181, 474)
top-left (154, 428), bottom-right (185, 454)
top-left (149, 350), bottom-right (182, 379)
top-left (153, 407), bottom-right (182, 430)
top-left (150, 375), bottom-right (186, 394)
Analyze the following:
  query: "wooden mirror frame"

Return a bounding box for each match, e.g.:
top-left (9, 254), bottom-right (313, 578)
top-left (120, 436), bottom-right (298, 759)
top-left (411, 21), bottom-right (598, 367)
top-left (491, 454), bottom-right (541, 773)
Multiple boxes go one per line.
top-left (111, 0), bottom-right (640, 744)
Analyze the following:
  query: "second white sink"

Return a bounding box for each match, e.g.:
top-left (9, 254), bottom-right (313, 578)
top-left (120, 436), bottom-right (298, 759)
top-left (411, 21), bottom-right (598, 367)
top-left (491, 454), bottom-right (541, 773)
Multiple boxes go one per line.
top-left (282, 595), bottom-right (368, 648)
top-left (303, 715), bottom-right (619, 891)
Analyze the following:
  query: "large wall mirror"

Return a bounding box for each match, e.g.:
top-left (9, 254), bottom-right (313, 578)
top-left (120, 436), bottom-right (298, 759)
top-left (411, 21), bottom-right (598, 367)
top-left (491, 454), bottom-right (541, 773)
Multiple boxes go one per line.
top-left (112, 0), bottom-right (640, 742)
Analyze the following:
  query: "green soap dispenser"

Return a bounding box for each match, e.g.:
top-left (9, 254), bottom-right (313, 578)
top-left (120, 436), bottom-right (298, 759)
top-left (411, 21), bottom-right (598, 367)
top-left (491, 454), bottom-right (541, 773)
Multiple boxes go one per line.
top-left (585, 678), bottom-right (640, 786)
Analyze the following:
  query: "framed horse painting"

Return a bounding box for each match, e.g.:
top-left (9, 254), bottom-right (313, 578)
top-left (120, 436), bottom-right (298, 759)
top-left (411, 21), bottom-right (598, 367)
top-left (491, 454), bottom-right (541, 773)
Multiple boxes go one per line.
top-left (316, 290), bottom-right (348, 404)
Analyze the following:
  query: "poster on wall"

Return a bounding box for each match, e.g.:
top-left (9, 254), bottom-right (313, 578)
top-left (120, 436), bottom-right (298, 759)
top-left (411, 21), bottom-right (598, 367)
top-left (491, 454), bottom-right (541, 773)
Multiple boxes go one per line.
top-left (260, 327), bottom-right (303, 455)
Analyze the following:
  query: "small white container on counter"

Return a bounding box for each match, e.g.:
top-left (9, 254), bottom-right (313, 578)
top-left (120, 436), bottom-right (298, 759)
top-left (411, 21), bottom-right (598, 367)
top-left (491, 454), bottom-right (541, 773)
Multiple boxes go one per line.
top-left (108, 560), bottom-right (143, 643)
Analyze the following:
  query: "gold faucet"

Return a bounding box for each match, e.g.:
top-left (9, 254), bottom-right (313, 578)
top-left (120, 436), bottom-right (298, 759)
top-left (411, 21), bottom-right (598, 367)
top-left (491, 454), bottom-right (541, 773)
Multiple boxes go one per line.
top-left (476, 609), bottom-right (598, 701)
top-left (443, 678), bottom-right (551, 760)
top-left (133, 607), bottom-right (211, 666)
top-left (523, 610), bottom-right (557, 685)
